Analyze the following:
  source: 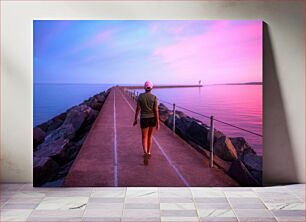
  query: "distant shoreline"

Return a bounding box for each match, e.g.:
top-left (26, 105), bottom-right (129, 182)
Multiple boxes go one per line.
top-left (34, 82), bottom-right (263, 86)
top-left (213, 82), bottom-right (262, 86)
top-left (123, 84), bottom-right (203, 89)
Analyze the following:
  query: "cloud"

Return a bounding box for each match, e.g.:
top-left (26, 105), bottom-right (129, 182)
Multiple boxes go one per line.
top-left (153, 21), bottom-right (262, 84)
top-left (68, 29), bottom-right (116, 55)
top-left (34, 20), bottom-right (73, 56)
top-left (34, 20), bottom-right (262, 85)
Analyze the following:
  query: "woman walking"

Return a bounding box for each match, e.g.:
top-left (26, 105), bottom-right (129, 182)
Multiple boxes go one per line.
top-left (133, 80), bottom-right (160, 165)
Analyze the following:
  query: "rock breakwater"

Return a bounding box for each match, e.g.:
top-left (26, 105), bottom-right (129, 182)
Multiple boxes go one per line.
top-left (159, 103), bottom-right (262, 186)
top-left (33, 89), bottom-right (110, 186)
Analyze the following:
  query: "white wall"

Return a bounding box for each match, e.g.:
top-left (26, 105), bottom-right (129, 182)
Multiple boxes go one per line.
top-left (1, 1), bottom-right (305, 184)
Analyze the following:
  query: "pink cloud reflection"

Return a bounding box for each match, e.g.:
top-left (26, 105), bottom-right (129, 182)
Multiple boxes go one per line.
top-left (153, 21), bottom-right (262, 84)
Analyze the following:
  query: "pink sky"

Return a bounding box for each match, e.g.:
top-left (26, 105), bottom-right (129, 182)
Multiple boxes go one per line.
top-left (34, 20), bottom-right (262, 84)
top-left (153, 20), bottom-right (262, 84)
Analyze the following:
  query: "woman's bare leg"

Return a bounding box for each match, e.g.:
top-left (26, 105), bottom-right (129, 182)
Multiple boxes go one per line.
top-left (141, 128), bottom-right (149, 154)
top-left (147, 127), bottom-right (155, 154)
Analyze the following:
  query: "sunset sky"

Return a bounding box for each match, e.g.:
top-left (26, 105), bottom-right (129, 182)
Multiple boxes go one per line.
top-left (34, 20), bottom-right (262, 85)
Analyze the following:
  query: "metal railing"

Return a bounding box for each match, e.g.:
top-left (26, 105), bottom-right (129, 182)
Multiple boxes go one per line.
top-left (123, 88), bottom-right (262, 168)
top-left (159, 98), bottom-right (263, 138)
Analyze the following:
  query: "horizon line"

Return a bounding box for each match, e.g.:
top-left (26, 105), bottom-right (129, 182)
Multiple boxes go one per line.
top-left (34, 81), bottom-right (263, 85)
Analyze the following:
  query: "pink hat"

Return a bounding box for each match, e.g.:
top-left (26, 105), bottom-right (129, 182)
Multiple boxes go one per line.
top-left (144, 80), bottom-right (153, 90)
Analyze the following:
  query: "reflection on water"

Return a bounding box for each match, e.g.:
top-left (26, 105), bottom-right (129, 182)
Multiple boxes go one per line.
top-left (137, 85), bottom-right (263, 155)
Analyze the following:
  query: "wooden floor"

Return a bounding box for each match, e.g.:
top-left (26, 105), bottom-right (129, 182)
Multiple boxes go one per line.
top-left (64, 87), bottom-right (238, 187)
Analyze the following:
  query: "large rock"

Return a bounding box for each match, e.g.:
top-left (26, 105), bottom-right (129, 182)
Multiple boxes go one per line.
top-left (158, 103), bottom-right (170, 123)
top-left (64, 108), bottom-right (88, 130)
top-left (185, 119), bottom-right (210, 148)
top-left (41, 178), bottom-right (65, 187)
top-left (213, 136), bottom-right (238, 161)
top-left (228, 159), bottom-right (260, 186)
top-left (35, 138), bottom-right (70, 164)
top-left (230, 137), bottom-right (256, 157)
top-left (59, 137), bottom-right (85, 165)
top-left (33, 156), bottom-right (59, 186)
top-left (235, 142), bottom-right (263, 184)
top-left (95, 92), bottom-right (106, 103)
top-left (57, 112), bottom-right (67, 121)
top-left (168, 114), bottom-right (210, 149)
top-left (206, 129), bottom-right (225, 148)
top-left (55, 160), bottom-right (75, 180)
top-left (38, 117), bottom-right (64, 133)
top-left (168, 115), bottom-right (189, 136)
top-left (37, 104), bottom-right (92, 150)
top-left (49, 118), bottom-right (64, 132)
top-left (66, 104), bottom-right (91, 114)
top-left (45, 105), bottom-right (89, 143)
top-left (85, 97), bottom-right (103, 110)
top-left (33, 127), bottom-right (46, 148)
top-left (242, 152), bottom-right (262, 172)
top-left (176, 110), bottom-right (187, 118)
top-left (250, 169), bottom-right (262, 185)
top-left (44, 124), bottom-right (75, 143)
top-left (213, 130), bottom-right (225, 141)
top-left (84, 109), bottom-right (99, 127)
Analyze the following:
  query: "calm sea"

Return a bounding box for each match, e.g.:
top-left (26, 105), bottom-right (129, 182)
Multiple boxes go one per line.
top-left (34, 83), bottom-right (113, 127)
top-left (147, 85), bottom-right (262, 155)
top-left (34, 84), bottom-right (262, 155)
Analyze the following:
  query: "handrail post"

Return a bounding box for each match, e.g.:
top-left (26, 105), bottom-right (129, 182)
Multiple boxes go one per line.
top-left (172, 103), bottom-right (176, 135)
top-left (210, 116), bottom-right (214, 168)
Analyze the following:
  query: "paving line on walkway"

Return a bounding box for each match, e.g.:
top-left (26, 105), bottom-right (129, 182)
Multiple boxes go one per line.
top-left (113, 90), bottom-right (118, 187)
top-left (118, 88), bottom-right (190, 187)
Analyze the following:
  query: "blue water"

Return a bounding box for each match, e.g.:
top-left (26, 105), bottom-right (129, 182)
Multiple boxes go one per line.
top-left (34, 83), bottom-right (113, 126)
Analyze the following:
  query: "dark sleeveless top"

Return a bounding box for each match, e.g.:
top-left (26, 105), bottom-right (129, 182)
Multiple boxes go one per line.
top-left (137, 92), bottom-right (158, 118)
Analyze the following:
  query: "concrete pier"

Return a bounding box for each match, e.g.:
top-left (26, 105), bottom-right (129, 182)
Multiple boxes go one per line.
top-left (64, 87), bottom-right (237, 187)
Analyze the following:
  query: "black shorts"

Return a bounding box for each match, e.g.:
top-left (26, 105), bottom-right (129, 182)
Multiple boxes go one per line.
top-left (140, 117), bottom-right (156, 128)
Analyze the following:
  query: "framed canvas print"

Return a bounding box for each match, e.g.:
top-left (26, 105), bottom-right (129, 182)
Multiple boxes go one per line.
top-left (33, 20), bottom-right (263, 187)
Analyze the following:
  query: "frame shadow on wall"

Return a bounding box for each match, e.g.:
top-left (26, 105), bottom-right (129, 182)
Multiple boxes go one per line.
top-left (263, 22), bottom-right (298, 185)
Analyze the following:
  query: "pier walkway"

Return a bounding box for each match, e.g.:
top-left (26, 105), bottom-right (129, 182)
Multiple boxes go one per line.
top-left (64, 87), bottom-right (237, 187)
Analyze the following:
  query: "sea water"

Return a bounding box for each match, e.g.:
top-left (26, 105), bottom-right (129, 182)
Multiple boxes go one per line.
top-left (138, 85), bottom-right (262, 155)
top-left (34, 84), bottom-right (262, 155)
top-left (33, 83), bottom-right (113, 126)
